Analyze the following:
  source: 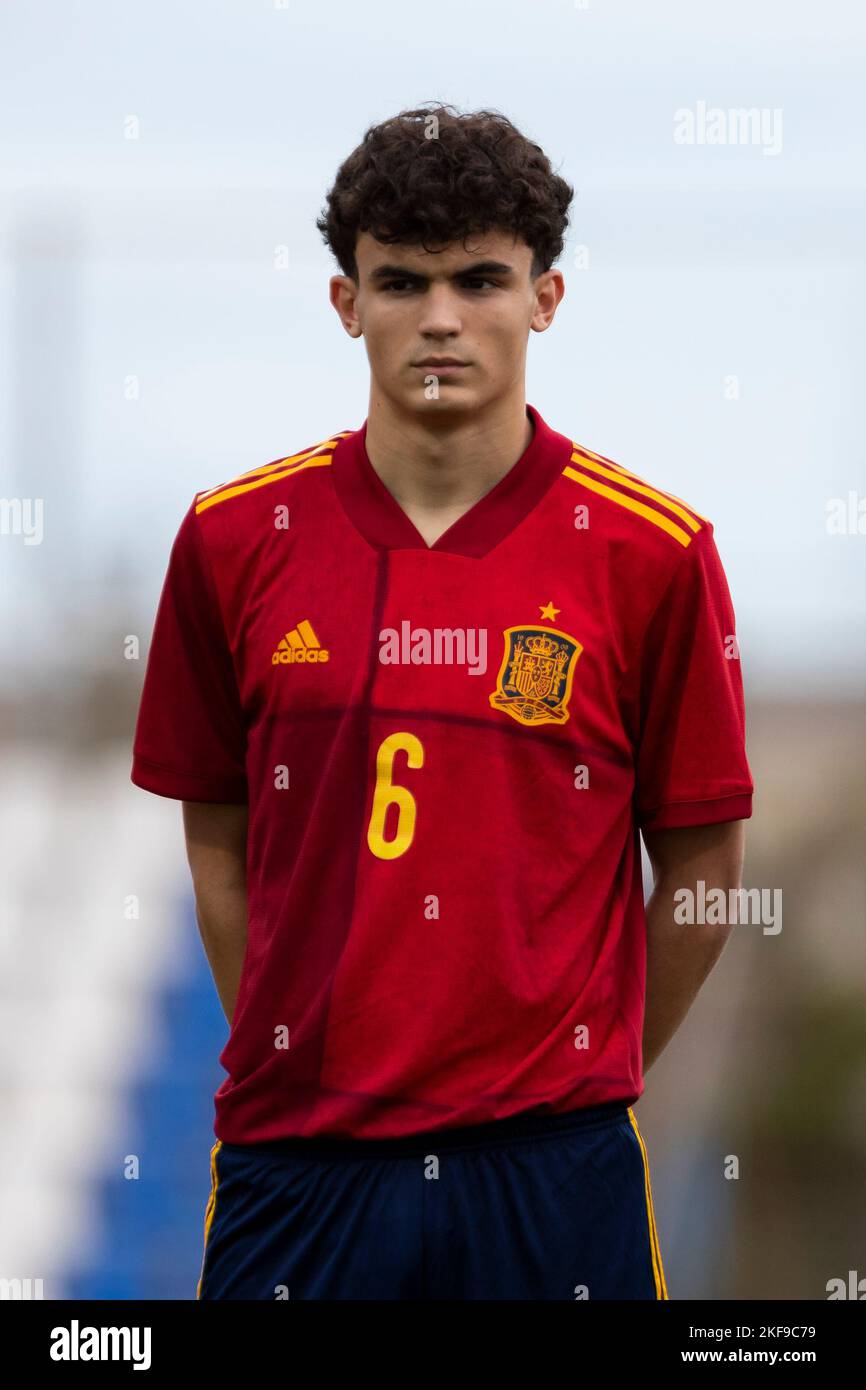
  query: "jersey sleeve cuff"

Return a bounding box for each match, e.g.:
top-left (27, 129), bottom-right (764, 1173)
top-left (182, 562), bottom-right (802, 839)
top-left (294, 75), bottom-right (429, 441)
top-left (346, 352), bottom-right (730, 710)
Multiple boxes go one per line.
top-left (131, 753), bottom-right (248, 804)
top-left (638, 790), bottom-right (753, 831)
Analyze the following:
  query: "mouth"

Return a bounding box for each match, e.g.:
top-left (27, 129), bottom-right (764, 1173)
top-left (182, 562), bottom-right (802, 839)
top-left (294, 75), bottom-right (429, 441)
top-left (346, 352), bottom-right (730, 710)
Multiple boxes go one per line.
top-left (412, 359), bottom-right (470, 373)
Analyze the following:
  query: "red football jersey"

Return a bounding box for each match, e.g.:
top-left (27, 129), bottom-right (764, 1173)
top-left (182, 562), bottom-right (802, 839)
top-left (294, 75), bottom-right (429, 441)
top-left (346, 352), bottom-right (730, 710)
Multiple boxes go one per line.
top-left (131, 403), bottom-right (753, 1141)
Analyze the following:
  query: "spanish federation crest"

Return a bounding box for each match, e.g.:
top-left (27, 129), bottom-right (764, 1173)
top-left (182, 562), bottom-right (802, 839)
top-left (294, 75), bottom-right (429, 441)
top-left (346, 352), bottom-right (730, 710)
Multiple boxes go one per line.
top-left (489, 625), bottom-right (583, 727)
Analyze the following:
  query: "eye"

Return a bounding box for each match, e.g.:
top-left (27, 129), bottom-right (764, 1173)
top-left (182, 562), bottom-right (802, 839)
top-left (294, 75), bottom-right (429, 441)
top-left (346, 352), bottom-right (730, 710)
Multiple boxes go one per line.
top-left (381, 276), bottom-right (500, 293)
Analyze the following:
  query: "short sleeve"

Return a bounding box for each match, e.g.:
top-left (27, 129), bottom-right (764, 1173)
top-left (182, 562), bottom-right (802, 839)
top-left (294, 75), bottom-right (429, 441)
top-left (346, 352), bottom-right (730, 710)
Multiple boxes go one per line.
top-left (131, 498), bottom-right (248, 802)
top-left (634, 524), bottom-right (753, 830)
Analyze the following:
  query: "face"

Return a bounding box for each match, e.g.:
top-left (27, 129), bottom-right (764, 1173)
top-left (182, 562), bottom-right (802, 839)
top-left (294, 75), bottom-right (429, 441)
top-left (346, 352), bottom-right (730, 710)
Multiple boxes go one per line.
top-left (329, 228), bottom-right (564, 419)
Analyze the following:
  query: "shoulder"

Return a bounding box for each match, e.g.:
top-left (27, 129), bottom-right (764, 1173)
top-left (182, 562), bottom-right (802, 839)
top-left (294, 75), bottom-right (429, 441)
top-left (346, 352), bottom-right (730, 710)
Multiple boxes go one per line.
top-left (555, 436), bottom-right (713, 562)
top-left (192, 428), bottom-right (352, 522)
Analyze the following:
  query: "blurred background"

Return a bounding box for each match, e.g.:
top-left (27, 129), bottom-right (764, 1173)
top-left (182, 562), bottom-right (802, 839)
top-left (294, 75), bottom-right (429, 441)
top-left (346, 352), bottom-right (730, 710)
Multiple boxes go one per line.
top-left (0, 0), bottom-right (863, 1299)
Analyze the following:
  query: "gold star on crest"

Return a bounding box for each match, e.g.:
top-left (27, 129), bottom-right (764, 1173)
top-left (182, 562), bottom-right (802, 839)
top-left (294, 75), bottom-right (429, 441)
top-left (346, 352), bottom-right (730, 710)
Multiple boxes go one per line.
top-left (539, 601), bottom-right (561, 621)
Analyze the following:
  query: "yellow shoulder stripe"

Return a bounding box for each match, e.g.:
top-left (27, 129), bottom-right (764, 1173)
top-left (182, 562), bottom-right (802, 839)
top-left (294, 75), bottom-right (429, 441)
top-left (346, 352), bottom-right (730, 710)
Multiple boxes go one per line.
top-left (573, 443), bottom-right (709, 524)
top-left (195, 432), bottom-right (351, 515)
top-left (563, 465), bottom-right (694, 546)
top-left (196, 452), bottom-right (334, 513)
top-left (197, 433), bottom-right (352, 502)
top-left (571, 450), bottom-right (702, 534)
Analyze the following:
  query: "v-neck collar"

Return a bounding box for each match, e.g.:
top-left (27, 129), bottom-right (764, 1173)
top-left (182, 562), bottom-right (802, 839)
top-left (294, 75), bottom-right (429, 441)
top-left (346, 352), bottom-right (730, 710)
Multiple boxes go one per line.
top-left (330, 402), bottom-right (573, 558)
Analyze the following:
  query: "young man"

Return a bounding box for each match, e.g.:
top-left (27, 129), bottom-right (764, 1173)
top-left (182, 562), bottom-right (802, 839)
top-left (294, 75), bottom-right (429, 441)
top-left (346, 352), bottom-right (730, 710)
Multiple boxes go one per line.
top-left (131, 104), bottom-right (753, 1300)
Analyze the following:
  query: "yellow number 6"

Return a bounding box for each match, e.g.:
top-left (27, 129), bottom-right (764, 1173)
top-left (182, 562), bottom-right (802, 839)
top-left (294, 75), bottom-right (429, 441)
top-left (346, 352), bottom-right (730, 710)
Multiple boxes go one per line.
top-left (367, 732), bottom-right (424, 860)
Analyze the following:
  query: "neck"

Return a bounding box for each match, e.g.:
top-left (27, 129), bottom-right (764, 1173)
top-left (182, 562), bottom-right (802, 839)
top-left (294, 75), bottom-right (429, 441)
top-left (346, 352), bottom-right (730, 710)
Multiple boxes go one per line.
top-left (363, 387), bottom-right (534, 547)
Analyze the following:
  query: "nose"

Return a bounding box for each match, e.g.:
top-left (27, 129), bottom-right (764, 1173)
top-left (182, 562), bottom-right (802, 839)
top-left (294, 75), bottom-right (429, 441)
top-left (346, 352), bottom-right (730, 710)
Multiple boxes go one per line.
top-left (416, 283), bottom-right (463, 339)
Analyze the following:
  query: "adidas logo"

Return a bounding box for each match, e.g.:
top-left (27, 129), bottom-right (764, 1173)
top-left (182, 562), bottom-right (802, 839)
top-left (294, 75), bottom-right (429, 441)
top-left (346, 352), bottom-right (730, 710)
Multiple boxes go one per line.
top-left (272, 620), bottom-right (329, 665)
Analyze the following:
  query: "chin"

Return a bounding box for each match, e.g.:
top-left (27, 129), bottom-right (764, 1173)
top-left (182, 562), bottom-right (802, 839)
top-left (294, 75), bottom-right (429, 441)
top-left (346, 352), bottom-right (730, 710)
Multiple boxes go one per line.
top-left (405, 381), bottom-right (478, 407)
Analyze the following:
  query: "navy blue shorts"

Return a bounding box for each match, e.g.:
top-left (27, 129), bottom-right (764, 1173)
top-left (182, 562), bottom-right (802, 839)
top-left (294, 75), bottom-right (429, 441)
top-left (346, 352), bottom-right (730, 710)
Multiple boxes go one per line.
top-left (196, 1100), bottom-right (668, 1300)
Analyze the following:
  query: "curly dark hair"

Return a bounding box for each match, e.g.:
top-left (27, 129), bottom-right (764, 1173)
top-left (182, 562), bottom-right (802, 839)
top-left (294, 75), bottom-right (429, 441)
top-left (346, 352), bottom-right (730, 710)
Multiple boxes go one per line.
top-left (316, 103), bottom-right (574, 282)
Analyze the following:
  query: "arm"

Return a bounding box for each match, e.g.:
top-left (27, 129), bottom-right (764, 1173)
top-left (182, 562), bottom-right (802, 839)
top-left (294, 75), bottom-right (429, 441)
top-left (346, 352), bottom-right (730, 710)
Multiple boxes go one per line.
top-left (640, 819), bottom-right (746, 1072)
top-left (182, 801), bottom-right (249, 1027)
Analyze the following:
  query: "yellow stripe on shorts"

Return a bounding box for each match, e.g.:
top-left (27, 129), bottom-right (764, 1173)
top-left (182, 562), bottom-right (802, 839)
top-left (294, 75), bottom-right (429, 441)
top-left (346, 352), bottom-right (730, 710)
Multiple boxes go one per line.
top-left (628, 1107), bottom-right (669, 1299)
top-left (195, 1139), bottom-right (223, 1300)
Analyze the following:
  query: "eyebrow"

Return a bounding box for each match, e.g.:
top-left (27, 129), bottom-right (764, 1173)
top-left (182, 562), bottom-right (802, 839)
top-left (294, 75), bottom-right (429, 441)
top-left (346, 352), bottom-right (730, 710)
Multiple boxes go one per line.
top-left (369, 259), bottom-right (515, 283)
